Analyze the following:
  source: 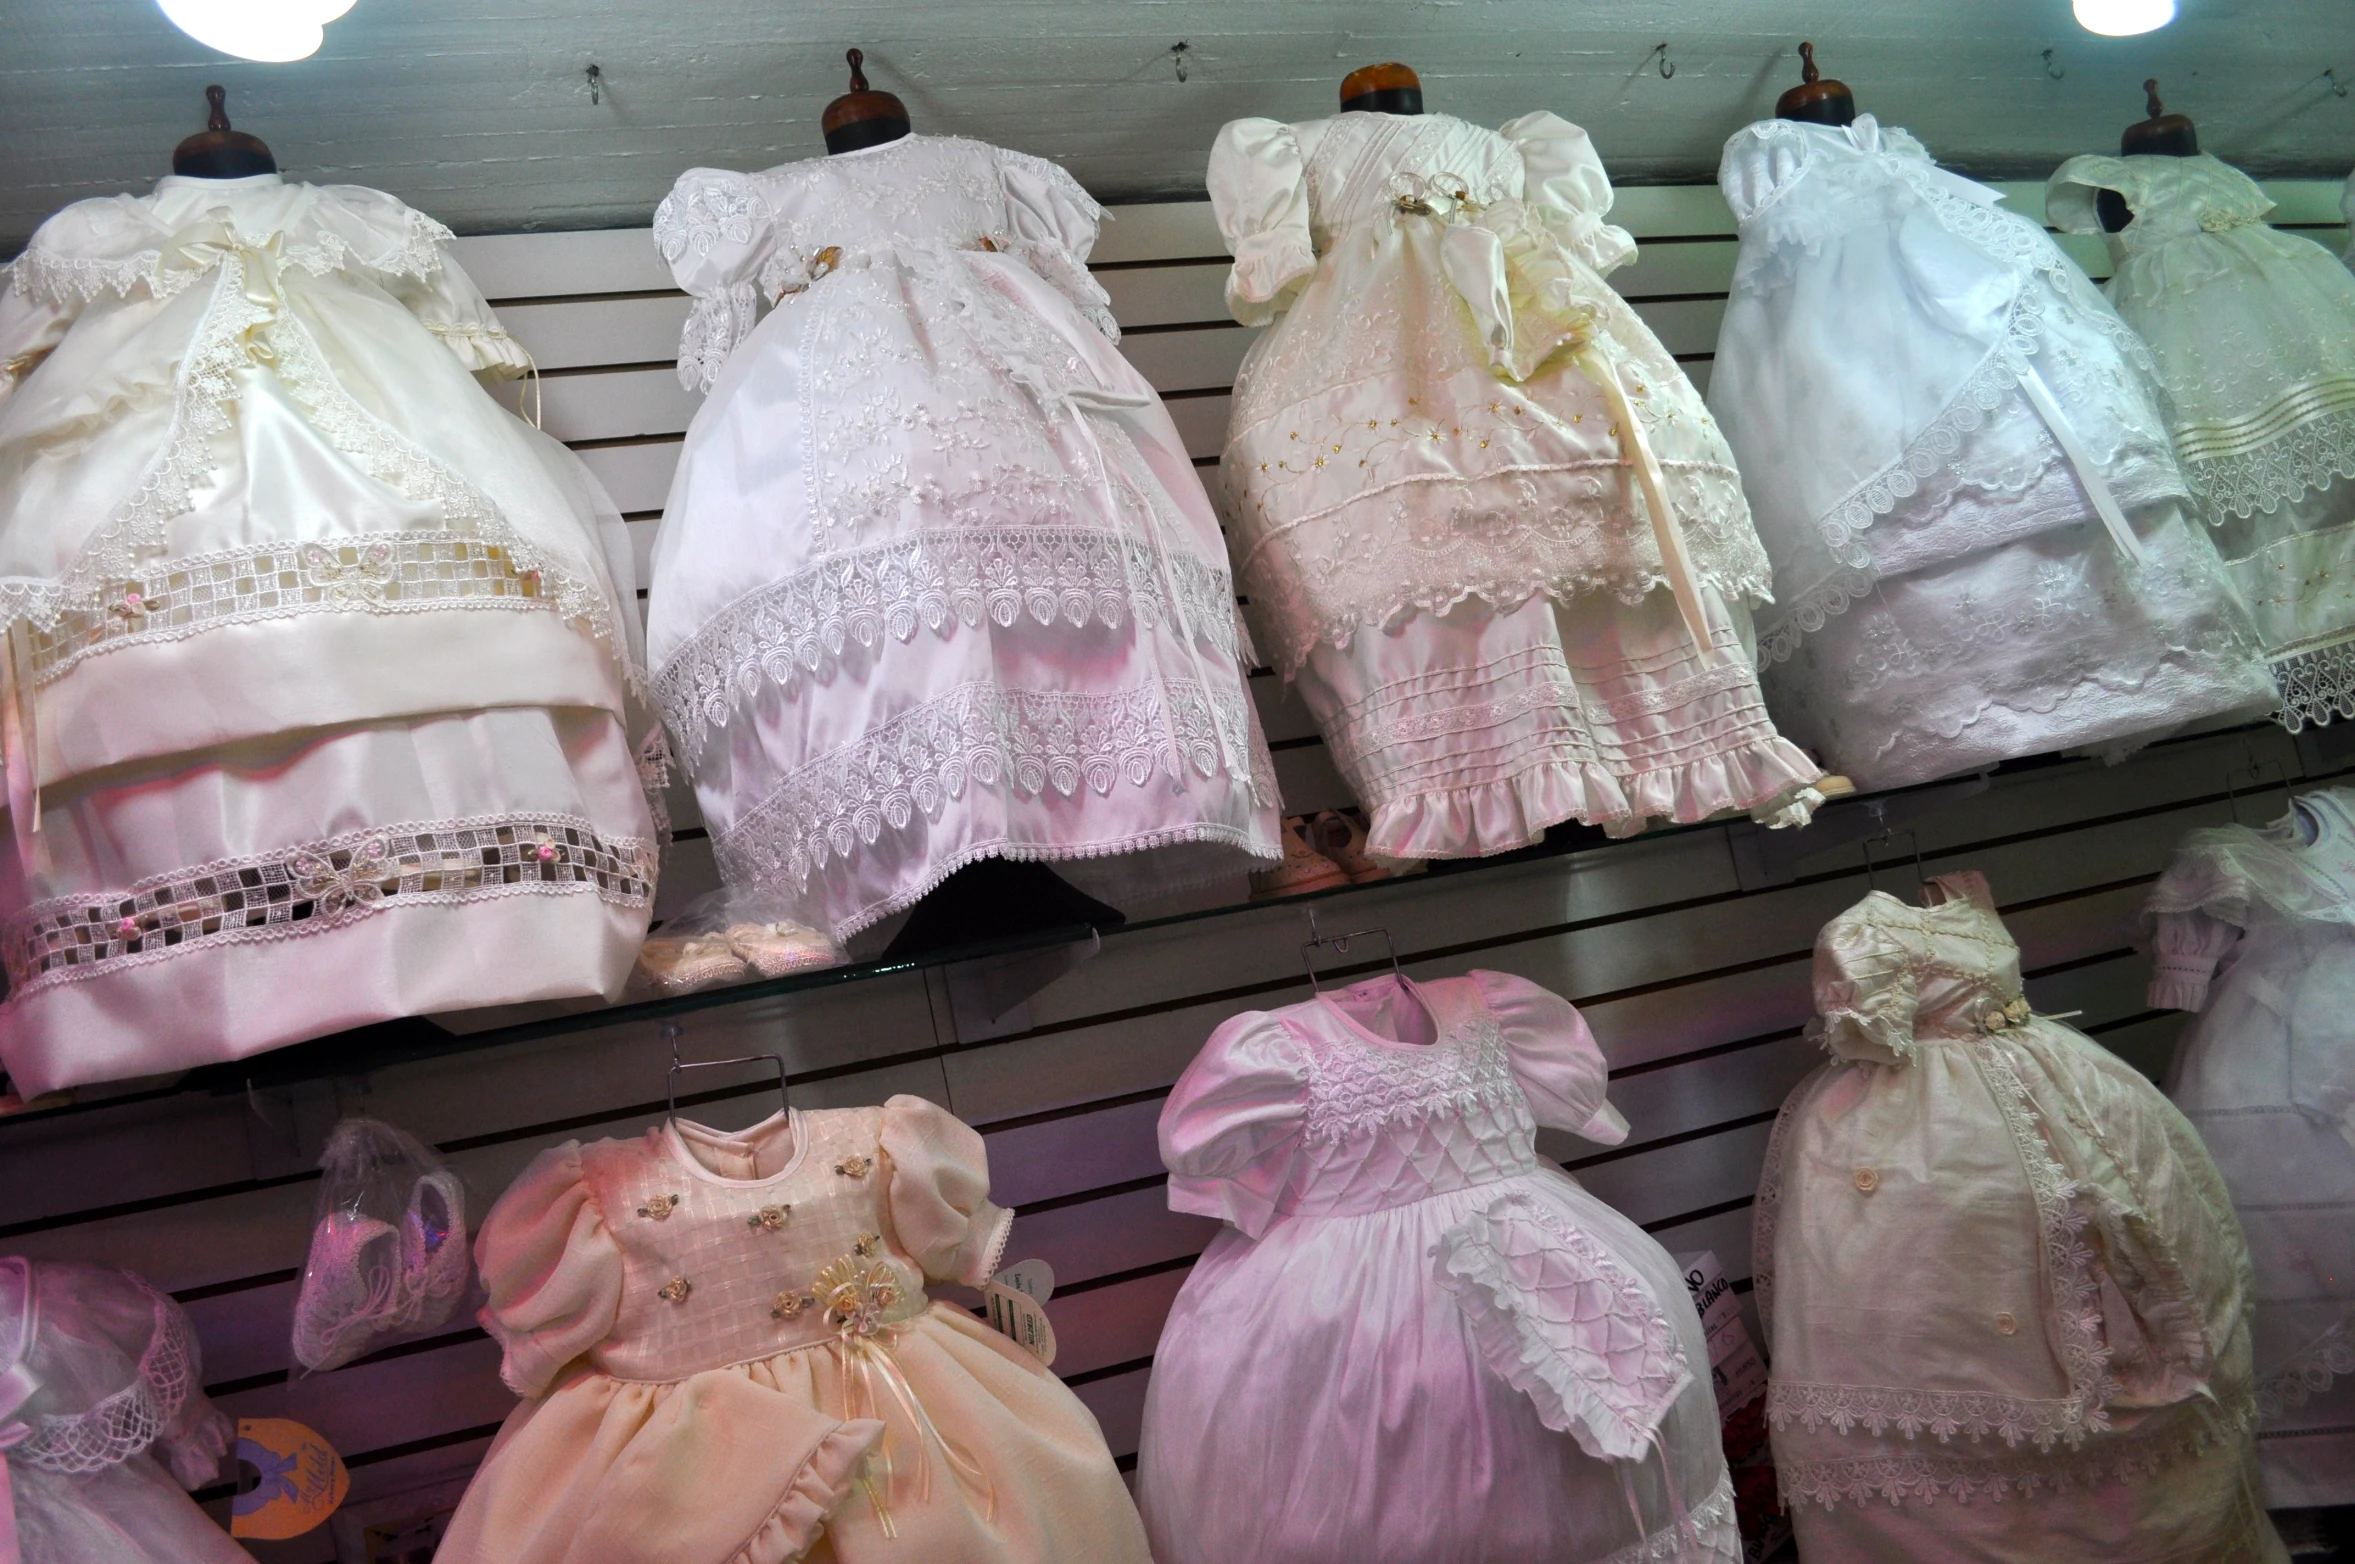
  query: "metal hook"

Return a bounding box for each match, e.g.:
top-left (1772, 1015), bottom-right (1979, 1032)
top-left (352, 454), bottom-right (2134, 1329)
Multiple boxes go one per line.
top-left (1170, 41), bottom-right (1190, 84)
top-left (2329, 68), bottom-right (2349, 99)
top-left (1300, 906), bottom-right (1406, 994)
top-left (2042, 48), bottom-right (2065, 81)
top-left (1647, 42), bottom-right (1675, 80)
top-left (662, 1017), bottom-right (792, 1125)
top-left (2222, 745), bottom-right (2290, 826)
top-left (586, 63), bottom-right (603, 105)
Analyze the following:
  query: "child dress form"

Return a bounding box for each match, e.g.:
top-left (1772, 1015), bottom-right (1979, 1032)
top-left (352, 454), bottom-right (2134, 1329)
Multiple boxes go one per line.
top-left (0, 175), bottom-right (657, 1093)
top-left (2049, 153), bottom-right (2355, 727)
top-left (0, 1258), bottom-right (245, 1564)
top-left (438, 1096), bottom-right (1151, 1564)
top-left (1208, 111), bottom-right (1822, 856)
top-left (1757, 872), bottom-right (2284, 1563)
top-left (1136, 970), bottom-right (1739, 1563)
top-left (1711, 118), bottom-right (2273, 789)
top-left (2142, 786), bottom-right (2355, 1506)
top-left (650, 138), bottom-right (1278, 943)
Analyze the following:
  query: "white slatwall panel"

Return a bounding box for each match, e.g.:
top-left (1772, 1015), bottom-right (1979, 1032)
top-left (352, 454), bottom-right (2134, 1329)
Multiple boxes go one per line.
top-left (3, 183), bottom-right (2351, 1561)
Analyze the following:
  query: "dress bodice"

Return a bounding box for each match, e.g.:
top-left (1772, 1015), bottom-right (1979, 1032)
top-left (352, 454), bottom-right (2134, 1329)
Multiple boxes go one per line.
top-left (1812, 872), bottom-right (2034, 1060)
top-left (2046, 153), bottom-right (2277, 259)
top-left (1288, 113), bottom-right (1527, 247)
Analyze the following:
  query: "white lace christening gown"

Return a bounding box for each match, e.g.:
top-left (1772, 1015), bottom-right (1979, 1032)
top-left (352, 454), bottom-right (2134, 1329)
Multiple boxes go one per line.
top-left (1757, 872), bottom-right (2284, 1564)
top-left (0, 175), bottom-right (657, 1094)
top-left (650, 137), bottom-right (1278, 941)
top-left (2050, 152), bottom-right (2355, 728)
top-left (1710, 118), bottom-right (2272, 790)
top-left (1208, 111), bottom-right (1821, 856)
top-left (0, 1258), bottom-right (246, 1564)
top-left (1135, 970), bottom-right (1739, 1564)
top-left (2143, 786), bottom-right (2355, 1507)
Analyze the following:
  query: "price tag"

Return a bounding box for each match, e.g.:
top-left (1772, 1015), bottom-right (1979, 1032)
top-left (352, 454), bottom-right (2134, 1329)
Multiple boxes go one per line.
top-left (983, 1260), bottom-right (1058, 1366)
top-left (231, 1416), bottom-right (349, 1540)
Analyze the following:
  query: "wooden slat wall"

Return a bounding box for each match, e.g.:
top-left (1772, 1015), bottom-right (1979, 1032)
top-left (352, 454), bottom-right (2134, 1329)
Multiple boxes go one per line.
top-left (3, 182), bottom-right (2351, 1561)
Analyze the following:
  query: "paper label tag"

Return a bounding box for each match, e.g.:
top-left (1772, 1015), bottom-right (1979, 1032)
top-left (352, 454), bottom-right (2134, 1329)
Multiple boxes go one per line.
top-left (231, 1416), bottom-right (349, 1540)
top-left (983, 1260), bottom-right (1058, 1365)
top-left (993, 1258), bottom-right (1055, 1302)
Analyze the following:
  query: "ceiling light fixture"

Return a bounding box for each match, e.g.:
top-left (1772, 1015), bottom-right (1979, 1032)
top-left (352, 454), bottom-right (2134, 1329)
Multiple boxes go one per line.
top-left (157, 0), bottom-right (356, 63)
top-left (2072, 0), bottom-right (2177, 37)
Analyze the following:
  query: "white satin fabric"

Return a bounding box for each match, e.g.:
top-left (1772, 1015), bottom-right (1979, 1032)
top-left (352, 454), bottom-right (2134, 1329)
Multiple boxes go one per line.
top-left (1136, 971), bottom-right (1738, 1564)
top-left (2051, 153), bottom-right (2355, 728)
top-left (650, 137), bottom-right (1276, 940)
top-left (1208, 110), bottom-right (1819, 853)
top-left (0, 1259), bottom-right (244, 1564)
top-left (1759, 874), bottom-right (2282, 1563)
top-left (0, 175), bottom-right (656, 1091)
top-left (1712, 119), bottom-right (2272, 789)
top-left (2143, 788), bottom-right (2355, 1506)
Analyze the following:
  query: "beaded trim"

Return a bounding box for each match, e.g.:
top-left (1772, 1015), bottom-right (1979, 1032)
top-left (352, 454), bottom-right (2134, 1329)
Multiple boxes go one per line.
top-left (4, 812), bottom-right (654, 997)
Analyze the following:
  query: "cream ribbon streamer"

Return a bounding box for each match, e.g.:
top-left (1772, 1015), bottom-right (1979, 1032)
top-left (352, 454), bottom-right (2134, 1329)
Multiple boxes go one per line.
top-left (836, 1323), bottom-right (995, 1537)
top-left (2018, 367), bottom-right (2149, 566)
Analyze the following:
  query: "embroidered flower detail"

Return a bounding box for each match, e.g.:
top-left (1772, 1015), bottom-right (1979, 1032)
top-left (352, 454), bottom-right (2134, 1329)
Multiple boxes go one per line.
top-left (773, 1289), bottom-right (817, 1320)
top-left (833, 1155), bottom-right (873, 1180)
top-left (1980, 996), bottom-right (2034, 1034)
top-left (290, 837), bottom-right (393, 918)
top-left (747, 1204), bottom-right (792, 1231)
top-left (109, 589), bottom-right (146, 620)
top-left (637, 1193), bottom-right (683, 1220)
top-left (299, 540), bottom-right (398, 607)
top-left (657, 1276), bottom-right (692, 1304)
top-left (815, 1255), bottom-right (901, 1337)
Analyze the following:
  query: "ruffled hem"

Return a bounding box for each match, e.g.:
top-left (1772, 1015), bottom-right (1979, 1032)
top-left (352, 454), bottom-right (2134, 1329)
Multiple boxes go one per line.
top-left (1364, 731), bottom-right (1821, 858)
top-left (727, 1415), bottom-right (885, 1564)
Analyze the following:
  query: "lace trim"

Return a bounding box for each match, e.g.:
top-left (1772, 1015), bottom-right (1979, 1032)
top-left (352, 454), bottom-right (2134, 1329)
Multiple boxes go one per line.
top-left (4, 813), bottom-right (654, 1000)
top-left (1775, 1406), bottom-right (2245, 1508)
top-left (652, 526), bottom-right (1242, 769)
top-left (8, 206), bottom-right (453, 307)
top-left (2182, 391), bottom-right (2355, 520)
top-left (1766, 1380), bottom-right (2096, 1453)
top-left (1747, 1087), bottom-right (1809, 1328)
top-left (1593, 1474), bottom-right (1741, 1564)
top-left (1298, 1009), bottom-right (1524, 1144)
top-left (14, 1277), bottom-right (194, 1475)
top-left (708, 678), bottom-right (1266, 899)
top-left (22, 532), bottom-right (560, 686)
top-left (2271, 637), bottom-right (2355, 732)
top-left (2256, 1316), bottom-right (2355, 1420)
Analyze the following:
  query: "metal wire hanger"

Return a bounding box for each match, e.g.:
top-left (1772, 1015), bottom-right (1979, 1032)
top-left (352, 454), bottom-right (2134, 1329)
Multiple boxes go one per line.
top-left (1299, 906), bottom-right (1407, 994)
top-left (661, 1018), bottom-right (791, 1124)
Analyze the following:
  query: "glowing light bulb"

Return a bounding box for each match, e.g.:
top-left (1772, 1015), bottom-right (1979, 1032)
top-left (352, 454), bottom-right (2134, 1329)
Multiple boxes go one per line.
top-left (156, 0), bottom-right (355, 62)
top-left (2072, 0), bottom-right (2177, 37)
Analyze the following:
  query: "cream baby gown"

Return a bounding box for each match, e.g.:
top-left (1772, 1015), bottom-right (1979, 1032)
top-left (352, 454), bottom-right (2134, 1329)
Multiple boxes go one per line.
top-left (1758, 872), bottom-right (2283, 1563)
top-left (0, 174), bottom-right (657, 1093)
top-left (1713, 118), bottom-right (2272, 788)
top-left (1137, 971), bottom-right (1738, 1563)
top-left (2050, 152), bottom-right (2355, 727)
top-left (2143, 787), bottom-right (2355, 1506)
top-left (439, 1096), bottom-right (1151, 1564)
top-left (651, 137), bottom-right (1277, 942)
top-left (1208, 110), bottom-right (1821, 855)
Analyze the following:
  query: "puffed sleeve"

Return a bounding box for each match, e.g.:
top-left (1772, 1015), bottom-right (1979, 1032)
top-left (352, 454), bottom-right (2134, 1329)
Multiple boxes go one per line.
top-left (311, 185), bottom-right (531, 383)
top-left (1208, 118), bottom-right (1317, 328)
top-left (0, 272), bottom-right (73, 405)
top-left (1811, 911), bottom-right (1918, 1064)
top-left (881, 1095), bottom-right (1015, 1288)
top-left (1501, 111), bottom-right (1636, 277)
top-left (383, 253), bottom-right (534, 384)
top-left (2045, 155), bottom-right (2135, 235)
top-left (997, 148), bottom-right (1122, 341)
top-left (475, 1142), bottom-right (623, 1397)
top-left (2138, 846), bottom-right (2251, 1011)
top-left (2145, 909), bottom-right (2241, 1011)
top-left (652, 167), bottom-right (777, 393)
top-left (1160, 1013), bottom-right (1309, 1239)
top-left (1472, 970), bottom-right (1628, 1144)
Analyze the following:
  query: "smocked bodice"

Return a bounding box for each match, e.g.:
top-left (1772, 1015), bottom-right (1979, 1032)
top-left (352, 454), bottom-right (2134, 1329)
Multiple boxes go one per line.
top-left (1290, 112), bottom-right (1525, 247)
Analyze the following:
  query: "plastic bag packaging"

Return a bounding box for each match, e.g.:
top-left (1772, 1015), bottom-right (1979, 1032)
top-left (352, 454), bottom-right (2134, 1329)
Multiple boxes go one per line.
top-left (291, 1119), bottom-right (469, 1374)
top-left (632, 886), bottom-right (843, 996)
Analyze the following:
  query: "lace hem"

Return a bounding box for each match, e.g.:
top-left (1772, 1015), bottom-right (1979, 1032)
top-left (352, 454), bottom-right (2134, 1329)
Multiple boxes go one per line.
top-left (1433, 1189), bottom-right (1693, 1462)
top-left (708, 678), bottom-right (1270, 905)
top-left (2273, 636), bottom-right (2355, 732)
top-left (2257, 1316), bottom-right (2355, 1420)
top-left (1768, 1381), bottom-right (2097, 1453)
top-left (22, 531), bottom-right (561, 687)
top-left (653, 525), bottom-right (1242, 768)
top-left (9, 206), bottom-right (453, 307)
top-left (2181, 388), bottom-right (2355, 520)
top-left (1774, 1406), bottom-right (2245, 1509)
top-left (1594, 1473), bottom-right (1742, 1564)
top-left (4, 812), bottom-right (655, 1001)
top-left (15, 1276), bottom-right (194, 1475)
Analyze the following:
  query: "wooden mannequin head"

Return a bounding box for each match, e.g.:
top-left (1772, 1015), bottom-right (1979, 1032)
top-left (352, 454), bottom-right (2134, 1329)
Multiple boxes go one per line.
top-left (823, 49), bottom-right (911, 154)
top-left (2121, 78), bottom-right (2198, 155)
top-left (171, 85), bottom-right (277, 179)
top-left (1775, 43), bottom-right (1857, 128)
top-left (1341, 62), bottom-right (1423, 115)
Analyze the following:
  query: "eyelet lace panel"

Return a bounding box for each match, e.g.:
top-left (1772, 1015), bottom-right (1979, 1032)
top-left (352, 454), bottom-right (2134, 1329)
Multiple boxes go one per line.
top-left (1774, 1404), bottom-right (2248, 1509)
top-left (1433, 1189), bottom-right (1694, 1462)
top-left (653, 176), bottom-right (770, 393)
top-left (708, 678), bottom-right (1268, 905)
top-left (13, 1276), bottom-right (195, 1475)
top-left (652, 524), bottom-right (1243, 769)
top-left (22, 532), bottom-right (561, 687)
top-left (5, 813), bottom-right (654, 1000)
top-left (2256, 1314), bottom-right (2355, 1420)
top-left (2178, 386), bottom-right (2355, 521)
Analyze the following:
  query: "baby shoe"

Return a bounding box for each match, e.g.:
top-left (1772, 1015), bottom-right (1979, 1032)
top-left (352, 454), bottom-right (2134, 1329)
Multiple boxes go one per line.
top-left (1309, 808), bottom-right (1393, 884)
top-left (1251, 815), bottom-right (1351, 899)
top-left (635, 933), bottom-right (749, 994)
top-left (724, 920), bottom-right (841, 978)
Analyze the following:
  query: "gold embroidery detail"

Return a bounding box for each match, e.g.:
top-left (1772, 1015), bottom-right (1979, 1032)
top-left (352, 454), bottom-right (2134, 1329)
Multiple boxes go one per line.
top-left (638, 1193), bottom-right (683, 1220)
top-left (773, 1289), bottom-right (817, 1320)
top-left (657, 1276), bottom-right (692, 1304)
top-left (815, 1255), bottom-right (902, 1337)
top-left (833, 1155), bottom-right (873, 1179)
top-left (748, 1204), bottom-right (792, 1231)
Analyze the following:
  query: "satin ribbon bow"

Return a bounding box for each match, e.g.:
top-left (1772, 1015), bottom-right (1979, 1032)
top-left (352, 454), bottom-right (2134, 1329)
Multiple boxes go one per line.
top-left (818, 1260), bottom-right (994, 1537)
top-left (160, 218), bottom-right (292, 328)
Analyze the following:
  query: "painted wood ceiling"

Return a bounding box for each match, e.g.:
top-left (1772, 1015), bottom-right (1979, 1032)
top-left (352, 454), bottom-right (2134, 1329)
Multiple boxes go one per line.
top-left (2, 0), bottom-right (2350, 248)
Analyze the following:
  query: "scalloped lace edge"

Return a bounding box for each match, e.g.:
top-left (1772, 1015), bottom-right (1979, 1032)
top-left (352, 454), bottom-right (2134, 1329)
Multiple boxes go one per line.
top-left (1594, 1473), bottom-right (1741, 1564)
top-left (2256, 1315), bottom-right (2355, 1421)
top-left (8, 206), bottom-right (453, 307)
top-left (1774, 1403), bottom-right (2250, 1509)
top-left (14, 1275), bottom-right (195, 1475)
top-left (2272, 636), bottom-right (2355, 734)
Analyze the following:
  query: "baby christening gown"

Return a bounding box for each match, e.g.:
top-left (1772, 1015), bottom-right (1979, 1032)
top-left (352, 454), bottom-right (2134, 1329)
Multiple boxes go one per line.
top-left (1712, 118), bottom-right (2271, 789)
top-left (2050, 153), bottom-right (2355, 727)
top-left (1136, 970), bottom-right (1738, 1563)
top-left (439, 1097), bottom-right (1150, 1564)
top-left (1757, 872), bottom-right (2282, 1563)
top-left (1209, 111), bottom-right (1820, 855)
top-left (2143, 786), bottom-right (2355, 1506)
top-left (651, 137), bottom-right (1277, 942)
top-left (0, 174), bottom-right (657, 1093)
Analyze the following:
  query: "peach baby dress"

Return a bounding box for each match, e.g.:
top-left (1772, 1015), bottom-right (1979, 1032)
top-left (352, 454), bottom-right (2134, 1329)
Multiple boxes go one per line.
top-left (437, 1096), bottom-right (1150, 1564)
